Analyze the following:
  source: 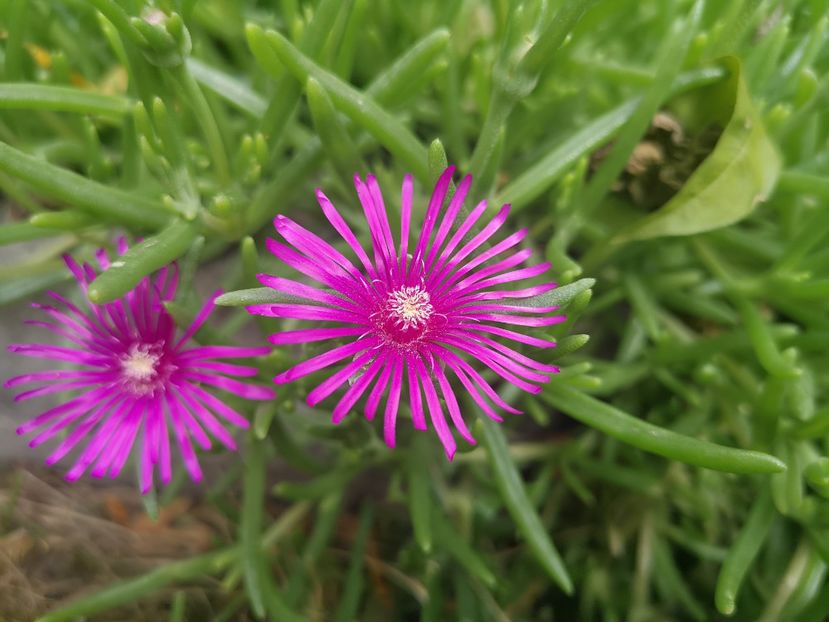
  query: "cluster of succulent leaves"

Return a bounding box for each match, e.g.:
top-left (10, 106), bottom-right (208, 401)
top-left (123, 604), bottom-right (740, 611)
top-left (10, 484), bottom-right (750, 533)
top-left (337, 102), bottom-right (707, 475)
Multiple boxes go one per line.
top-left (1, 0), bottom-right (829, 620)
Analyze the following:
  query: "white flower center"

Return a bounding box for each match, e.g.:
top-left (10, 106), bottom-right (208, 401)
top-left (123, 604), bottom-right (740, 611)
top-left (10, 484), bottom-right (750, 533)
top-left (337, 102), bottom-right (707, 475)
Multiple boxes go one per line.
top-left (120, 344), bottom-right (161, 394)
top-left (387, 286), bottom-right (433, 330)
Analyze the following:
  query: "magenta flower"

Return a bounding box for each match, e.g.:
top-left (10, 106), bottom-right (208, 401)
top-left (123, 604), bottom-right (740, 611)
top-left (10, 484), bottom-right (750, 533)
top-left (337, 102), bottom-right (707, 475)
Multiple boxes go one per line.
top-left (249, 167), bottom-right (564, 458)
top-left (5, 241), bottom-right (274, 492)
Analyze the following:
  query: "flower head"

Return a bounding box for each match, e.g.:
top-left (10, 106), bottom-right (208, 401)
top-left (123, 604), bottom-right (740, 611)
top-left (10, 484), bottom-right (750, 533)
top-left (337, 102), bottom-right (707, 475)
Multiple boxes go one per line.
top-left (250, 168), bottom-right (564, 459)
top-left (5, 240), bottom-right (273, 492)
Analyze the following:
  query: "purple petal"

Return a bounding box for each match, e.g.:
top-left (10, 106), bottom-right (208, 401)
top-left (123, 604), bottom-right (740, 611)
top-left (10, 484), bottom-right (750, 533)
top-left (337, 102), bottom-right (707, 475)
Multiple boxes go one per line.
top-left (268, 327), bottom-right (365, 346)
top-left (440, 336), bottom-right (549, 384)
top-left (181, 371), bottom-right (274, 400)
top-left (139, 431), bottom-right (155, 494)
top-left (258, 274), bottom-right (367, 309)
top-left (8, 343), bottom-right (106, 365)
top-left (433, 347), bottom-right (521, 415)
top-left (166, 389), bottom-right (214, 450)
top-left (383, 356), bottom-right (404, 448)
top-left (166, 392), bottom-right (203, 483)
top-left (455, 302), bottom-right (560, 314)
top-left (406, 354), bottom-right (427, 431)
top-left (354, 175), bottom-right (396, 277)
top-left (441, 249), bottom-right (534, 299)
top-left (179, 345), bottom-right (272, 360)
top-left (32, 393), bottom-right (122, 449)
top-left (6, 369), bottom-right (109, 389)
top-left (432, 228), bottom-right (527, 291)
top-left (246, 303), bottom-right (367, 324)
top-left (455, 262), bottom-right (552, 297)
top-left (433, 361), bottom-right (475, 445)
top-left (306, 349), bottom-right (377, 407)
top-left (428, 204), bottom-right (511, 289)
top-left (365, 352), bottom-right (394, 421)
top-left (274, 214), bottom-right (366, 281)
top-left (155, 262), bottom-right (179, 302)
top-left (331, 352), bottom-right (385, 424)
top-left (177, 381), bottom-right (251, 430)
top-left (468, 282), bottom-right (558, 301)
top-left (188, 360), bottom-right (260, 377)
top-left (413, 356), bottom-right (456, 460)
top-left (274, 339), bottom-right (377, 384)
top-left (174, 386), bottom-right (237, 450)
top-left (63, 254), bottom-right (89, 287)
top-left (425, 173), bottom-right (472, 271)
top-left (457, 323), bottom-right (557, 348)
top-left (410, 166), bottom-right (454, 281)
top-left (159, 403), bottom-right (173, 485)
top-left (398, 174), bottom-right (413, 278)
top-left (265, 238), bottom-right (366, 296)
top-left (173, 289), bottom-right (220, 351)
top-left (456, 312), bottom-right (566, 328)
top-left (94, 399), bottom-right (145, 479)
top-left (13, 376), bottom-right (112, 403)
top-left (64, 400), bottom-right (132, 482)
top-left (445, 330), bottom-right (559, 373)
top-left (17, 385), bottom-right (113, 435)
top-left (441, 355), bottom-right (503, 422)
top-left (429, 199), bottom-right (489, 278)
top-left (315, 189), bottom-right (378, 280)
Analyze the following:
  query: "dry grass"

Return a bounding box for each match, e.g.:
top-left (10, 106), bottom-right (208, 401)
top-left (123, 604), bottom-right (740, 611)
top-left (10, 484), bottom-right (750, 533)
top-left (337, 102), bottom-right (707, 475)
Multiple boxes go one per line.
top-left (0, 466), bottom-right (229, 621)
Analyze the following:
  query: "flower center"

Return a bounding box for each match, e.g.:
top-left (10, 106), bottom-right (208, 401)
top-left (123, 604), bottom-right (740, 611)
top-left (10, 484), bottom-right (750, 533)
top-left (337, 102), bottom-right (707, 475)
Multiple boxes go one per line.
top-left (120, 343), bottom-right (162, 395)
top-left (387, 286), bottom-right (433, 330)
top-left (374, 285), bottom-right (439, 350)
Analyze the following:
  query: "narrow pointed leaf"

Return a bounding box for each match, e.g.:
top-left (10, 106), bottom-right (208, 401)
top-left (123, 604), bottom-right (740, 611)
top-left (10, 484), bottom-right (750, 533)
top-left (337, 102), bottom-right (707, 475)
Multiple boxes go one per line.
top-left (89, 220), bottom-right (199, 303)
top-left (0, 141), bottom-right (168, 229)
top-left (261, 28), bottom-right (429, 182)
top-left (0, 84), bottom-right (132, 116)
top-left (544, 384), bottom-right (786, 473)
top-left (478, 418), bottom-right (574, 594)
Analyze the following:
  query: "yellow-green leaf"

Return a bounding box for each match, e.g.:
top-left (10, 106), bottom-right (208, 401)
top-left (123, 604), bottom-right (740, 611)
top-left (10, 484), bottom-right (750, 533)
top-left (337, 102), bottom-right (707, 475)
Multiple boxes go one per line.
top-left (613, 57), bottom-right (780, 243)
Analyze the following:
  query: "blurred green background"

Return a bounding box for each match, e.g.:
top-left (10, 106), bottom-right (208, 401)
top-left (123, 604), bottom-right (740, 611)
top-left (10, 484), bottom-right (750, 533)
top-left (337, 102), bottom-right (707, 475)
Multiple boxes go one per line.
top-left (1, 0), bottom-right (829, 620)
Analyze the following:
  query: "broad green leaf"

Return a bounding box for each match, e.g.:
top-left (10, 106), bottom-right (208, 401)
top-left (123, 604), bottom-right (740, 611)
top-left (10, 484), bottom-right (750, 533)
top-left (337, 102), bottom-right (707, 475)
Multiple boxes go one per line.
top-left (613, 57), bottom-right (781, 242)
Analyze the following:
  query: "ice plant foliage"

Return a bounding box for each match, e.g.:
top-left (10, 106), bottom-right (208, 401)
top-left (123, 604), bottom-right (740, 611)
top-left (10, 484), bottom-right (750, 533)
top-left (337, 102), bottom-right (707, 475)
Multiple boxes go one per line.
top-left (5, 241), bottom-right (274, 492)
top-left (250, 167), bottom-right (565, 458)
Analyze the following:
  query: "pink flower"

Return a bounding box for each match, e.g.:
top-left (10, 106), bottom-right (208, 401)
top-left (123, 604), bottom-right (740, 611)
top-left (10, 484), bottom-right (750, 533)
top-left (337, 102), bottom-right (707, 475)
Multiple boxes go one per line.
top-left (249, 167), bottom-right (564, 458)
top-left (5, 240), bottom-right (274, 492)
